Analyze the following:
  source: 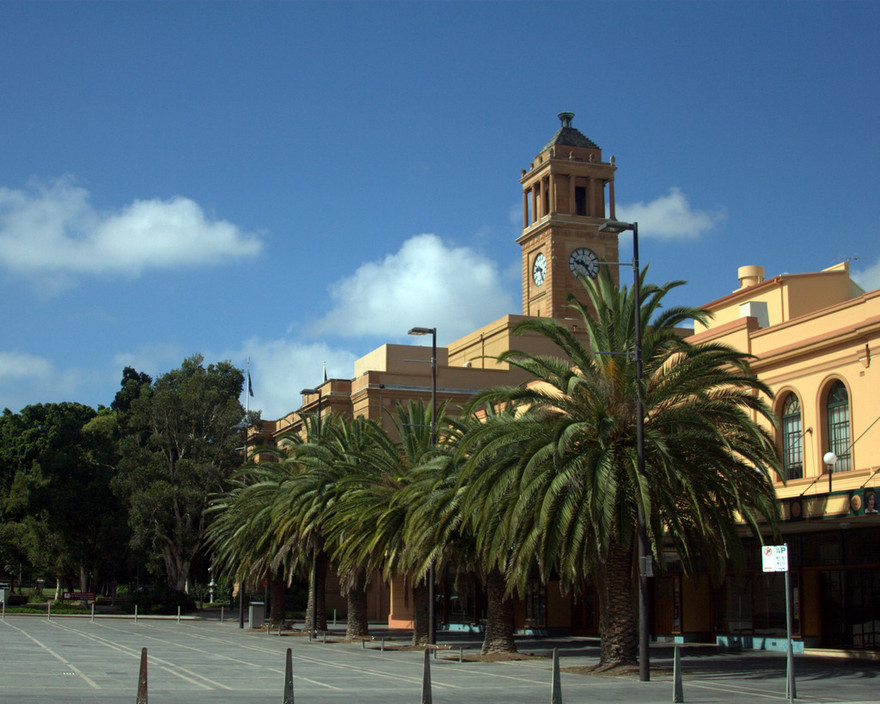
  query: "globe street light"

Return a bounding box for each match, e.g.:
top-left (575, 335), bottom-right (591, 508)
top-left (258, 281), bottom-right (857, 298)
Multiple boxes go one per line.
top-left (300, 387), bottom-right (323, 636)
top-left (823, 451), bottom-right (837, 494)
top-left (598, 219), bottom-right (650, 682)
top-left (408, 326), bottom-right (437, 646)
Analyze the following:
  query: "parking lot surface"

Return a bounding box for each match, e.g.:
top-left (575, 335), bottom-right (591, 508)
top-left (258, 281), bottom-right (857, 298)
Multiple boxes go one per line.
top-left (1, 613), bottom-right (878, 703)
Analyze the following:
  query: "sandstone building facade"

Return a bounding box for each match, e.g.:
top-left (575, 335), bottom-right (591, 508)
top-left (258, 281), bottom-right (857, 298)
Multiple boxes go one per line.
top-left (257, 114), bottom-right (880, 650)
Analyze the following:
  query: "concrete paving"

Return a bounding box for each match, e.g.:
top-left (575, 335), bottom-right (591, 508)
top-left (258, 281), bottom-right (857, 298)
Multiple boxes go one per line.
top-left (1, 613), bottom-right (878, 703)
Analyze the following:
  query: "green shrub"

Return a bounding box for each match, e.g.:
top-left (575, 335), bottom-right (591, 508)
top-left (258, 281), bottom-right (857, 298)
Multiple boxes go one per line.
top-left (129, 584), bottom-right (196, 615)
top-left (2, 600), bottom-right (89, 614)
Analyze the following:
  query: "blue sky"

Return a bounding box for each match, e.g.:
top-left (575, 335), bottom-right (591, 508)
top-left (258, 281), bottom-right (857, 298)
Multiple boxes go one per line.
top-left (2, 1), bottom-right (878, 419)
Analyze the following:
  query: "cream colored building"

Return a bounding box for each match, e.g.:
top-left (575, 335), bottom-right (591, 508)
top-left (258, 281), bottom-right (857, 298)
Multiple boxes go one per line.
top-left (259, 114), bottom-right (880, 649)
top-left (681, 262), bottom-right (880, 650)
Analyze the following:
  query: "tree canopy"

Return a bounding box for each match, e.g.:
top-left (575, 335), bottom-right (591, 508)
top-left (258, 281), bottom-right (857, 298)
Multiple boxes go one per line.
top-left (113, 355), bottom-right (246, 592)
top-left (0, 402), bottom-right (125, 594)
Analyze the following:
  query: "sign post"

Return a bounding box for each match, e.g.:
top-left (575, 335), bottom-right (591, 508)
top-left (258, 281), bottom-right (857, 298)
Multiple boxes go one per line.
top-left (763, 544), bottom-right (796, 702)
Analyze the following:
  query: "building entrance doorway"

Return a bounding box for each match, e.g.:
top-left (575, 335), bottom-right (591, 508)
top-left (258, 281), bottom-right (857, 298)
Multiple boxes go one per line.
top-left (819, 568), bottom-right (880, 649)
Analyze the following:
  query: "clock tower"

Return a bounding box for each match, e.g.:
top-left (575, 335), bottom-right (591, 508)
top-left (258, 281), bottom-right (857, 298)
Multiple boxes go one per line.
top-left (518, 112), bottom-right (619, 319)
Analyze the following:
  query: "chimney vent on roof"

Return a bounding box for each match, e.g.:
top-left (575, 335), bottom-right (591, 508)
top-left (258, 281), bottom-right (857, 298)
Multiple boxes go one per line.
top-left (558, 112), bottom-right (575, 128)
top-left (738, 265), bottom-right (765, 289)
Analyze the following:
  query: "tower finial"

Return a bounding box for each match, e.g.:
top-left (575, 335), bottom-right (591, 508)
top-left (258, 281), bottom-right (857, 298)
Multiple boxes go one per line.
top-left (558, 112), bottom-right (574, 128)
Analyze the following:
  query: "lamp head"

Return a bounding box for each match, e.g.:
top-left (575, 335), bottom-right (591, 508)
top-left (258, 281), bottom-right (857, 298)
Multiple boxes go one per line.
top-left (408, 327), bottom-right (435, 336)
top-left (300, 388), bottom-right (320, 396)
top-left (599, 220), bottom-right (635, 234)
top-left (823, 451), bottom-right (838, 466)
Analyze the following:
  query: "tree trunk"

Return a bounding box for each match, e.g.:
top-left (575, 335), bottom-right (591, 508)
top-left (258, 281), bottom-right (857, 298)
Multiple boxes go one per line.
top-left (161, 545), bottom-right (191, 593)
top-left (411, 581), bottom-right (430, 646)
top-left (78, 564), bottom-right (90, 607)
top-left (595, 536), bottom-right (638, 669)
top-left (344, 567), bottom-right (370, 639)
top-left (304, 550), bottom-right (329, 632)
top-left (481, 568), bottom-right (517, 654)
top-left (268, 572), bottom-right (287, 626)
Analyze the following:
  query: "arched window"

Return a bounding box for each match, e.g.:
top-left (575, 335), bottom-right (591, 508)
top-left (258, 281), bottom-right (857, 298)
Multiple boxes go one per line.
top-left (826, 381), bottom-right (851, 472)
top-left (781, 394), bottom-right (803, 479)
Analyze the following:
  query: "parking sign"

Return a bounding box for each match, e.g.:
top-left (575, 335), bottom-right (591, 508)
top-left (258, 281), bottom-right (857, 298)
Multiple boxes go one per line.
top-left (762, 544), bottom-right (788, 573)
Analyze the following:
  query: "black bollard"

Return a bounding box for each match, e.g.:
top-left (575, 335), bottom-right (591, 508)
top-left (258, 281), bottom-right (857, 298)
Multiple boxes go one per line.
top-left (550, 648), bottom-right (562, 704)
top-left (673, 645), bottom-right (683, 702)
top-left (421, 648), bottom-right (432, 704)
top-left (283, 648), bottom-right (294, 704)
top-left (136, 647), bottom-right (148, 704)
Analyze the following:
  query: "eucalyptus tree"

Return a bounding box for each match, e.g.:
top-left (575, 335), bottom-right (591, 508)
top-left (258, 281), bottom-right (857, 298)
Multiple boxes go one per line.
top-left (462, 268), bottom-right (781, 670)
top-left (114, 355), bottom-right (245, 592)
top-left (0, 402), bottom-right (126, 597)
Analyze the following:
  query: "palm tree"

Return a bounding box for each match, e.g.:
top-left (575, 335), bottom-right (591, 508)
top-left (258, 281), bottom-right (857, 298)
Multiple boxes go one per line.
top-left (269, 413), bottom-right (338, 633)
top-left (327, 400), bottom-right (445, 646)
top-left (206, 454), bottom-right (305, 627)
top-left (293, 414), bottom-right (380, 639)
top-left (403, 404), bottom-right (525, 655)
top-left (462, 268), bottom-right (781, 670)
top-left (210, 415), bottom-right (333, 632)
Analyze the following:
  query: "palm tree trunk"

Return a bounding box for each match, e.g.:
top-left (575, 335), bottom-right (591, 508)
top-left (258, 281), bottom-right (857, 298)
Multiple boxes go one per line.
top-left (344, 567), bottom-right (370, 639)
top-left (411, 581), bottom-right (430, 646)
top-left (595, 535), bottom-right (638, 669)
top-left (304, 551), bottom-right (329, 632)
top-left (481, 568), bottom-right (517, 654)
top-left (268, 572), bottom-right (287, 626)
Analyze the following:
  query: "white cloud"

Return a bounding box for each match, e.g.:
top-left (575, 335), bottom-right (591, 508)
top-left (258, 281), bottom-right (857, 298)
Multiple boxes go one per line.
top-left (0, 350), bottom-right (54, 383)
top-left (111, 343), bottom-right (186, 381)
top-left (616, 187), bottom-right (725, 240)
top-left (0, 177), bottom-right (262, 283)
top-left (508, 202), bottom-right (522, 229)
top-left (230, 338), bottom-right (359, 419)
top-left (0, 350), bottom-right (86, 412)
top-left (110, 339), bottom-right (357, 420)
top-left (309, 233), bottom-right (516, 343)
top-left (0, 340), bottom-right (345, 420)
top-left (852, 257), bottom-right (880, 293)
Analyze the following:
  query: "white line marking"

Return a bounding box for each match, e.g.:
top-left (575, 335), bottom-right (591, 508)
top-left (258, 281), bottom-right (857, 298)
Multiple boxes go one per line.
top-left (0, 620), bottom-right (101, 690)
top-left (45, 621), bottom-right (232, 690)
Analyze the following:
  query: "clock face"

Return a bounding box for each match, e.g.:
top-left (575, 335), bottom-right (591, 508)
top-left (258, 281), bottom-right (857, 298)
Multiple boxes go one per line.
top-left (569, 248), bottom-right (599, 279)
top-left (532, 252), bottom-right (547, 285)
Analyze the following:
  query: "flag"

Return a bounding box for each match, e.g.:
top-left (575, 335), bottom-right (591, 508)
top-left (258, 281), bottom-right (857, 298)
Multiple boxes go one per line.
top-left (323, 361), bottom-right (328, 382)
top-left (247, 370), bottom-right (254, 397)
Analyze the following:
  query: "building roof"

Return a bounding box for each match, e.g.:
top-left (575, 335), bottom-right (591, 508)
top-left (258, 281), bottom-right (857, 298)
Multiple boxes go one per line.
top-left (541, 112), bottom-right (600, 151)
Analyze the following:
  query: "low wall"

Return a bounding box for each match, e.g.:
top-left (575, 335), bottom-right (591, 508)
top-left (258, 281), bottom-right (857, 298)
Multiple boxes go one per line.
top-left (717, 635), bottom-right (805, 653)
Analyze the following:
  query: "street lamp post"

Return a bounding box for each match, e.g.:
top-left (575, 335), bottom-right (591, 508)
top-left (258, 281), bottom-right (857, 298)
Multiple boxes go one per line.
top-left (408, 326), bottom-right (437, 646)
top-left (300, 387), bottom-right (323, 636)
top-left (599, 219), bottom-right (650, 682)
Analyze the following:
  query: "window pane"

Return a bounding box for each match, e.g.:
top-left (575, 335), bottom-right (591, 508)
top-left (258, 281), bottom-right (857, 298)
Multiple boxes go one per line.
top-left (827, 382), bottom-right (851, 472)
top-left (782, 395), bottom-right (803, 479)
